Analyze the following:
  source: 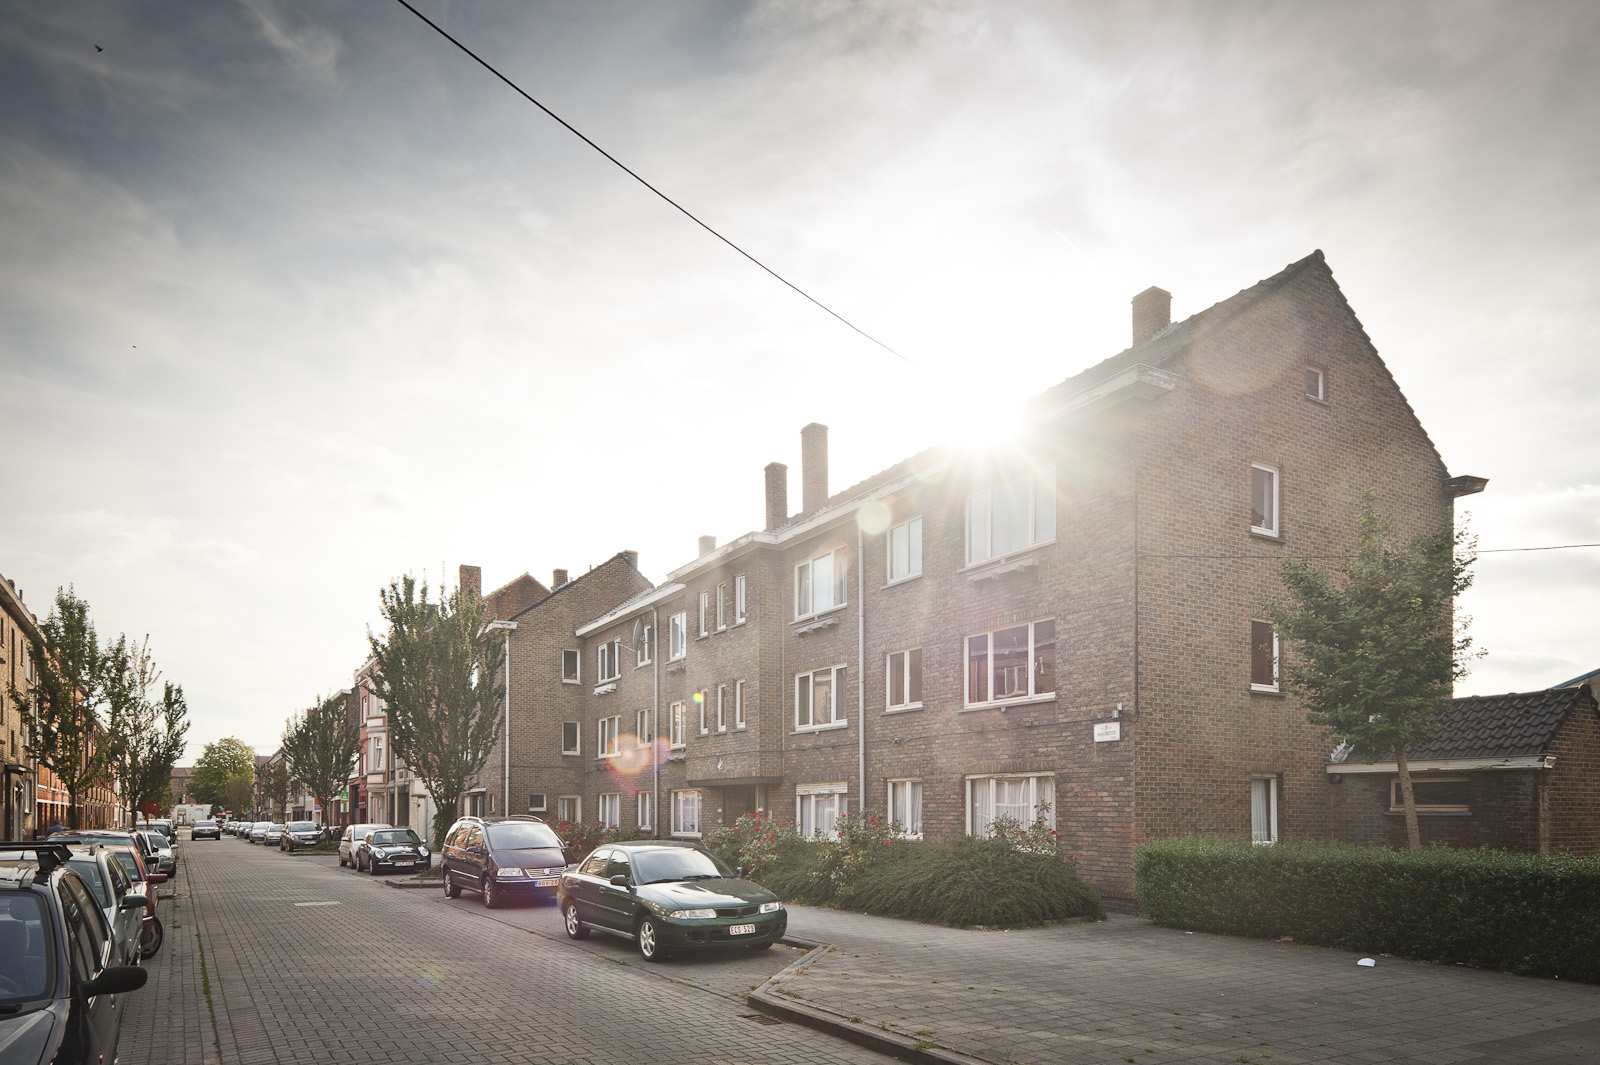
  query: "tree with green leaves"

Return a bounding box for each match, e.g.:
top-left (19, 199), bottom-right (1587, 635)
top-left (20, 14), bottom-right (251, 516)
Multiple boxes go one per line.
top-left (8, 587), bottom-right (115, 830)
top-left (260, 758), bottom-right (291, 819)
top-left (1267, 497), bottom-right (1478, 849)
top-left (191, 737), bottom-right (256, 809)
top-left (222, 771), bottom-right (254, 818)
top-left (280, 694), bottom-right (358, 825)
top-left (367, 575), bottom-right (506, 848)
top-left (104, 634), bottom-right (190, 826)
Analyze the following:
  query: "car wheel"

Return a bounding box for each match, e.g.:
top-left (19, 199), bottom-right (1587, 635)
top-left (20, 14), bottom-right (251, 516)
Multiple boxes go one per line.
top-left (562, 899), bottom-right (589, 939)
top-left (339, 854), bottom-right (347, 867)
top-left (444, 870), bottom-right (460, 899)
top-left (636, 917), bottom-right (665, 962)
top-left (369, 858), bottom-right (382, 876)
top-left (139, 916), bottom-right (164, 960)
top-left (484, 878), bottom-right (502, 909)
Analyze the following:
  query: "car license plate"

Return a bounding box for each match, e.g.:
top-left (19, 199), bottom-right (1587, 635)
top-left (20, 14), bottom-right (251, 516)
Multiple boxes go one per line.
top-left (395, 861), bottom-right (415, 867)
top-left (729, 923), bottom-right (756, 936)
top-left (533, 877), bottom-right (559, 887)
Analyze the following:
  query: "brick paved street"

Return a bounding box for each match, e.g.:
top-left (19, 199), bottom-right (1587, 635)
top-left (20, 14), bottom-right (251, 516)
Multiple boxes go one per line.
top-left (119, 831), bottom-right (886, 1065)
top-left (763, 906), bottom-right (1600, 1065)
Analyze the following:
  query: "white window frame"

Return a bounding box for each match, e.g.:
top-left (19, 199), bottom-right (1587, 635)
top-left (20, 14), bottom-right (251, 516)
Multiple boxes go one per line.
top-left (597, 638), bottom-right (622, 683)
top-left (735, 575), bottom-right (747, 624)
top-left (1251, 776), bottom-right (1279, 844)
top-left (795, 548), bottom-right (847, 620)
top-left (556, 795), bottom-right (581, 823)
top-left (964, 620), bottom-right (1056, 709)
top-left (671, 789), bottom-right (701, 837)
top-left (966, 774), bottom-right (1055, 837)
top-left (887, 779), bottom-right (923, 839)
top-left (716, 583), bottom-right (727, 631)
top-left (636, 708), bottom-right (653, 746)
top-left (698, 690), bottom-right (710, 735)
top-left (966, 465), bottom-right (1056, 565)
top-left (887, 516), bottom-right (923, 583)
top-left (734, 679), bottom-right (746, 729)
top-left (1250, 621), bottom-right (1280, 693)
top-left (638, 791), bottom-right (653, 831)
top-left (716, 684), bottom-right (727, 732)
top-left (1251, 463), bottom-right (1280, 538)
top-left (597, 715), bottom-right (621, 758)
top-left (886, 648), bottom-right (922, 711)
top-left (795, 665), bottom-right (846, 731)
top-left (1306, 365), bottom-right (1327, 402)
top-left (796, 784), bottom-right (848, 840)
top-left (669, 612), bottom-right (687, 660)
top-left (668, 701), bottom-right (686, 749)
top-left (597, 792), bottom-right (621, 829)
top-left (699, 591), bottom-right (711, 637)
top-left (561, 649), bottom-right (581, 684)
top-left (634, 619), bottom-right (652, 667)
top-left (561, 721), bottom-right (580, 756)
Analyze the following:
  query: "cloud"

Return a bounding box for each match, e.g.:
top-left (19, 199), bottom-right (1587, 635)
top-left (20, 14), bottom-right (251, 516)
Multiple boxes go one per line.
top-left (238, 0), bottom-right (340, 88)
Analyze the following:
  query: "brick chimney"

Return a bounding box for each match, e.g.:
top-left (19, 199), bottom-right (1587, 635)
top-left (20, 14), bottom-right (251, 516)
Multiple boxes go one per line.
top-left (621, 550), bottom-right (639, 570)
top-left (458, 564), bottom-right (482, 599)
top-left (801, 422), bottom-right (828, 515)
top-left (764, 462), bottom-right (788, 532)
top-left (1131, 286), bottom-right (1171, 346)
top-left (552, 568), bottom-right (568, 589)
top-left (697, 535), bottom-right (716, 558)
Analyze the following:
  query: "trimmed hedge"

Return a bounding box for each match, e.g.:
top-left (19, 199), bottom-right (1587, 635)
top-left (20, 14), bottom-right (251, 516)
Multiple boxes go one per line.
top-left (1135, 836), bottom-right (1600, 982)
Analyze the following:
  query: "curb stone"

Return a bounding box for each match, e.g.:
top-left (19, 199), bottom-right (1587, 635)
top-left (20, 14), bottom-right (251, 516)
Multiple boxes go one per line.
top-left (748, 941), bottom-right (991, 1065)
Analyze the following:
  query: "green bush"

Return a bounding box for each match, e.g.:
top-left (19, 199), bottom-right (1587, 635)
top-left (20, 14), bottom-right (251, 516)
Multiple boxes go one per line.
top-left (1135, 837), bottom-right (1600, 982)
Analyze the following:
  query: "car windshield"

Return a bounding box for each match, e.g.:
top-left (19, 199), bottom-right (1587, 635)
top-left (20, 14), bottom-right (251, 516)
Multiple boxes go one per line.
top-left (66, 859), bottom-right (110, 907)
top-left (484, 822), bottom-right (561, 850)
top-left (631, 847), bottom-right (734, 884)
top-left (371, 830), bottom-right (420, 846)
top-left (0, 892), bottom-right (52, 1004)
top-left (288, 822), bottom-right (317, 832)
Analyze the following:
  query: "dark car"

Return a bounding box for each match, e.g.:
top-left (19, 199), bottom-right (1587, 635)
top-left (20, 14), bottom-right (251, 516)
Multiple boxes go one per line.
top-left (354, 828), bottom-right (431, 874)
top-left (557, 841), bottom-right (786, 961)
top-left (279, 821), bottom-right (322, 852)
top-left (190, 821), bottom-right (220, 841)
top-left (0, 842), bottom-right (149, 1065)
top-left (441, 816), bottom-right (572, 909)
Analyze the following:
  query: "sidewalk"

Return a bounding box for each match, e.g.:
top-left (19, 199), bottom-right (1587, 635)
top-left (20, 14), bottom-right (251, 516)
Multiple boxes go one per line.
top-left (756, 907), bottom-right (1600, 1065)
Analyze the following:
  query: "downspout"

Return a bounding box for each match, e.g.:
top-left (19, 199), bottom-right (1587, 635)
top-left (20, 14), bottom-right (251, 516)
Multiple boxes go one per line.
top-left (857, 521), bottom-right (866, 815)
top-left (652, 606), bottom-right (660, 838)
top-left (504, 633), bottom-right (511, 818)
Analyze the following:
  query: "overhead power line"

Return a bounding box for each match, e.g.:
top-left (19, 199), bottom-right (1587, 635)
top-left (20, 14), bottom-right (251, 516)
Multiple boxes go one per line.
top-left (392, 0), bottom-right (908, 364)
top-left (1140, 543), bottom-right (1600, 560)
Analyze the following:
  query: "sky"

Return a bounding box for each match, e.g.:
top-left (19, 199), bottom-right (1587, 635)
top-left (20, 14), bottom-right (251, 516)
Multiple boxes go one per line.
top-left (2, 0), bottom-right (1596, 760)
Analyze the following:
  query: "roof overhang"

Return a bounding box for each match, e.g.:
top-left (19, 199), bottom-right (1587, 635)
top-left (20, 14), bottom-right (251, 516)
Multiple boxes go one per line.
top-left (1326, 755), bottom-right (1553, 774)
top-left (1444, 474), bottom-right (1489, 498)
top-left (575, 583), bottom-right (686, 637)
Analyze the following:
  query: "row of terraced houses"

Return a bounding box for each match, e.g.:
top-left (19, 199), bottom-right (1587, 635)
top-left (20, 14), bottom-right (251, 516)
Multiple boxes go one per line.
top-left (340, 252), bottom-right (1600, 902)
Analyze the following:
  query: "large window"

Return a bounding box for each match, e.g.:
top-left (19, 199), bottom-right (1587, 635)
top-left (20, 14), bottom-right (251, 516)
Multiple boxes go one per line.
top-left (1251, 777), bottom-right (1278, 844)
top-left (795, 549), bottom-right (847, 618)
top-left (556, 796), bottom-right (581, 823)
top-left (735, 575), bottom-right (747, 623)
top-left (636, 708), bottom-right (653, 746)
top-left (1251, 464), bottom-right (1279, 537)
top-left (598, 716), bottom-right (620, 758)
top-left (597, 638), bottom-right (621, 683)
top-left (561, 649), bottom-right (580, 684)
top-left (634, 619), bottom-right (652, 666)
top-left (886, 648), bottom-right (923, 710)
top-left (796, 666), bottom-right (845, 730)
top-left (965, 620), bottom-right (1055, 707)
top-left (669, 612), bottom-right (687, 660)
top-left (967, 466), bottom-right (1055, 565)
top-left (598, 793), bottom-right (621, 829)
top-left (887, 516), bottom-right (923, 582)
top-left (1250, 621), bottom-right (1279, 692)
top-left (888, 779), bottom-right (923, 839)
top-left (968, 774), bottom-right (1054, 837)
top-left (797, 786), bottom-right (847, 840)
top-left (671, 789), bottom-right (700, 836)
top-left (561, 721), bottom-right (580, 756)
top-left (668, 701), bottom-right (686, 749)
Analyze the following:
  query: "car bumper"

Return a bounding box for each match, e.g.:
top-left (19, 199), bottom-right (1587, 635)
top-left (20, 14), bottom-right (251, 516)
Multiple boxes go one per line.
top-left (659, 911), bottom-right (787, 949)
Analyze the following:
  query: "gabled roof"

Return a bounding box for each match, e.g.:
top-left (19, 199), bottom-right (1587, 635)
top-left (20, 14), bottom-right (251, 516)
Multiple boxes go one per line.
top-left (504, 551), bottom-right (650, 625)
top-left (1334, 685), bottom-right (1596, 763)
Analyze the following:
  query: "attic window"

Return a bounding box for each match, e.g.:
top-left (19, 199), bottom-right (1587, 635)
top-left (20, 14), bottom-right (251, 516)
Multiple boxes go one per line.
top-left (1305, 366), bottom-right (1327, 402)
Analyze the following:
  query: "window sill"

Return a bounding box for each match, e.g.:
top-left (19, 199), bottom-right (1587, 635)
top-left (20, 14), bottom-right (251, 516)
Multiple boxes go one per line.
top-left (960, 694), bottom-right (1057, 713)
top-left (1249, 529), bottom-right (1282, 542)
top-left (883, 572), bottom-right (923, 590)
top-left (561, 679), bottom-right (581, 686)
top-left (793, 721), bottom-right (849, 735)
top-left (734, 618), bottom-right (747, 626)
top-left (1304, 395), bottom-right (1329, 406)
top-left (1250, 685), bottom-right (1284, 696)
top-left (961, 539), bottom-right (1055, 575)
top-left (1385, 808), bottom-right (1471, 817)
top-left (561, 751), bottom-right (581, 758)
top-left (884, 703), bottom-right (923, 714)
top-left (670, 832), bottom-right (702, 839)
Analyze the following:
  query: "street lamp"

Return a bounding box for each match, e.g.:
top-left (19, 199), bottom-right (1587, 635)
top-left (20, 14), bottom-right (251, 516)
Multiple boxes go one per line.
top-left (482, 620), bottom-right (518, 818)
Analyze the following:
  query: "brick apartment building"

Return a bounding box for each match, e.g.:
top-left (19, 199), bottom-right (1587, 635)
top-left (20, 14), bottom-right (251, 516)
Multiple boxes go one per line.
top-left (1, 574), bottom-right (39, 839)
top-left (473, 251), bottom-right (1485, 899)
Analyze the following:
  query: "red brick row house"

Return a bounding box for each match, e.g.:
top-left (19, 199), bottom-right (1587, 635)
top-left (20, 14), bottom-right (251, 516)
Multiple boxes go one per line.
top-left (475, 251), bottom-right (1490, 901)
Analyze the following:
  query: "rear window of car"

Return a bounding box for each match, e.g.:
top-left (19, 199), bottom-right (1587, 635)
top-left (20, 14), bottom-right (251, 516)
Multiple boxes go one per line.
top-left (485, 822), bottom-right (562, 850)
top-left (0, 891), bottom-right (54, 1003)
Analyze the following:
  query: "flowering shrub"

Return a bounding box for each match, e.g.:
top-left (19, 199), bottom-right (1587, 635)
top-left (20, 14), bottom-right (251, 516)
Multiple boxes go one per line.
top-left (553, 819), bottom-right (641, 859)
top-left (810, 810), bottom-right (899, 900)
top-left (985, 802), bottom-right (1060, 856)
top-left (704, 814), bottom-right (804, 878)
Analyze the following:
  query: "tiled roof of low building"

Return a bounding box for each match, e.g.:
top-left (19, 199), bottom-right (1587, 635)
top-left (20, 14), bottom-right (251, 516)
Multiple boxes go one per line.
top-left (1335, 685), bottom-right (1596, 763)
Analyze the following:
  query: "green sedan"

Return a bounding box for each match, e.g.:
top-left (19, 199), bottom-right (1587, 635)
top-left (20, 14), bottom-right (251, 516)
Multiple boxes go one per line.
top-left (557, 840), bottom-right (786, 961)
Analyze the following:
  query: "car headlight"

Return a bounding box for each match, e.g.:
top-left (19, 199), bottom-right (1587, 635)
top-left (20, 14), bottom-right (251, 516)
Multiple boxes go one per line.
top-left (418, 846), bottom-right (429, 856)
top-left (497, 867), bottom-right (526, 878)
top-left (669, 908), bottom-right (716, 919)
top-left (760, 901), bottom-right (783, 914)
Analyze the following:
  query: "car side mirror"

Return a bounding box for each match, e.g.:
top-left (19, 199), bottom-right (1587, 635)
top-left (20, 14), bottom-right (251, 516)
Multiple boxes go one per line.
top-left (147, 873), bottom-right (168, 885)
top-left (735, 867), bottom-right (746, 879)
top-left (609, 874), bottom-right (630, 887)
top-left (119, 894), bottom-right (148, 911)
top-left (83, 965), bottom-right (148, 998)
